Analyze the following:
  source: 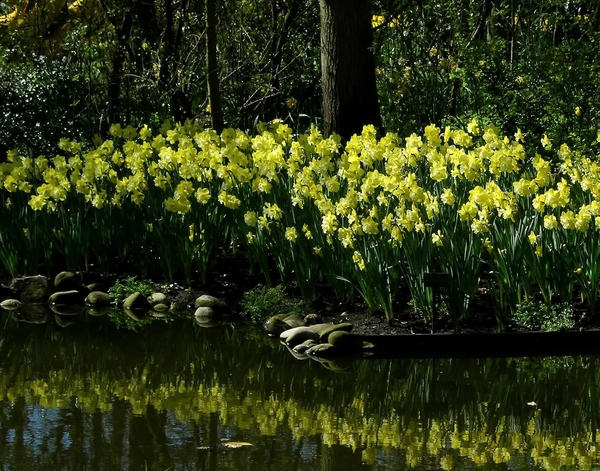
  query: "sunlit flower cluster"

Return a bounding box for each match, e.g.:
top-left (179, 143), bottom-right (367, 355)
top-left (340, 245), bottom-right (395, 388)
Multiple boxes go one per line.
top-left (2, 119), bottom-right (600, 320)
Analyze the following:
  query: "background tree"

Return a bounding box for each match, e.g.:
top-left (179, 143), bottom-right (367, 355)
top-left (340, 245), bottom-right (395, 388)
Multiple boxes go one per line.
top-left (319, 0), bottom-right (381, 140)
top-left (0, 0), bottom-right (598, 157)
top-left (205, 0), bottom-right (223, 132)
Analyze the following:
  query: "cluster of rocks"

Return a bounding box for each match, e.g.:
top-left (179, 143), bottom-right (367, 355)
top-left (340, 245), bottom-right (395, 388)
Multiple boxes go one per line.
top-left (0, 273), bottom-right (229, 325)
top-left (264, 313), bottom-right (373, 358)
top-left (193, 295), bottom-right (229, 325)
top-left (1, 272), bottom-right (98, 310)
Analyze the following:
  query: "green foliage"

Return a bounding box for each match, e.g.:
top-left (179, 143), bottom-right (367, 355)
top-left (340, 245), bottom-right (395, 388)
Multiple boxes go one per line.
top-left (373, 0), bottom-right (600, 151)
top-left (108, 276), bottom-right (153, 306)
top-left (513, 299), bottom-right (577, 332)
top-left (0, 49), bottom-right (86, 157)
top-left (1, 0), bottom-right (598, 159)
top-left (240, 284), bottom-right (303, 323)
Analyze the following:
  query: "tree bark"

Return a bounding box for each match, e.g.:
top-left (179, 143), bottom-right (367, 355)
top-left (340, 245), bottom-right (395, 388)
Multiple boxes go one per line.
top-left (206, 0), bottom-right (223, 132)
top-left (320, 0), bottom-right (381, 140)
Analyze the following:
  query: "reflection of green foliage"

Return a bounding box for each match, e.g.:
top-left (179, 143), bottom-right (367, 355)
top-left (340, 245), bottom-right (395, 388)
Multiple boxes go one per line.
top-left (514, 299), bottom-right (576, 331)
top-left (240, 284), bottom-right (303, 323)
top-left (108, 276), bottom-right (153, 305)
top-left (2, 319), bottom-right (600, 470)
top-left (106, 308), bottom-right (172, 332)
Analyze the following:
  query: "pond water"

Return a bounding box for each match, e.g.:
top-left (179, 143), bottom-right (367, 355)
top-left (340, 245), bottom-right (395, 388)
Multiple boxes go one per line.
top-left (1, 310), bottom-right (600, 470)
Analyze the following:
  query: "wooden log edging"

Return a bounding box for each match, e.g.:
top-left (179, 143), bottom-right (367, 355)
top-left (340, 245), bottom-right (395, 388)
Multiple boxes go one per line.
top-left (359, 329), bottom-right (600, 358)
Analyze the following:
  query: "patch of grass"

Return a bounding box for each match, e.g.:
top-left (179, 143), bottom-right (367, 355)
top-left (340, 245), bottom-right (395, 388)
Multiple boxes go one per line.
top-left (240, 284), bottom-right (304, 323)
top-left (108, 276), bottom-right (153, 305)
top-left (513, 300), bottom-right (577, 332)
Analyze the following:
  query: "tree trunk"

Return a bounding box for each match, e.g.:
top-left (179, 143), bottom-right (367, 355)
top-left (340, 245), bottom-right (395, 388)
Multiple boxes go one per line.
top-left (206, 0), bottom-right (223, 132)
top-left (320, 0), bottom-right (381, 140)
top-left (107, 8), bottom-right (133, 127)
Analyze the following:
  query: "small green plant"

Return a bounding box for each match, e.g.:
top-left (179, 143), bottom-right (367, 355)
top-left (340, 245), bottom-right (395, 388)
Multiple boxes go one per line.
top-left (513, 300), bottom-right (577, 332)
top-left (108, 276), bottom-right (153, 306)
top-left (240, 284), bottom-right (303, 323)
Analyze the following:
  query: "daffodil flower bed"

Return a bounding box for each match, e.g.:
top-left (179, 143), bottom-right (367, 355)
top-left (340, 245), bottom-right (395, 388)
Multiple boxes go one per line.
top-left (2, 120), bottom-right (600, 327)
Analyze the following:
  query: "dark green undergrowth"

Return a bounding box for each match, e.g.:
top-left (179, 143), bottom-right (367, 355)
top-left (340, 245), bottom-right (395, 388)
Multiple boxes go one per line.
top-left (513, 299), bottom-right (578, 332)
top-left (240, 284), bottom-right (304, 323)
top-left (108, 276), bottom-right (153, 306)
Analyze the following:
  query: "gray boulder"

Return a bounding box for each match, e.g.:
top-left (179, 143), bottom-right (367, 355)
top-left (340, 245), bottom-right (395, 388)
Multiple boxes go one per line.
top-left (280, 326), bottom-right (319, 347)
top-left (315, 322), bottom-right (353, 342)
top-left (85, 291), bottom-right (112, 307)
top-left (10, 275), bottom-right (49, 303)
top-left (123, 292), bottom-right (151, 310)
top-left (169, 302), bottom-right (186, 313)
top-left (282, 314), bottom-right (304, 328)
top-left (303, 313), bottom-right (322, 325)
top-left (54, 271), bottom-right (81, 291)
top-left (280, 326), bottom-right (310, 341)
top-left (264, 314), bottom-right (290, 335)
top-left (327, 331), bottom-right (363, 352)
top-left (194, 294), bottom-right (227, 311)
top-left (1, 298), bottom-right (22, 310)
top-left (147, 292), bottom-right (168, 306)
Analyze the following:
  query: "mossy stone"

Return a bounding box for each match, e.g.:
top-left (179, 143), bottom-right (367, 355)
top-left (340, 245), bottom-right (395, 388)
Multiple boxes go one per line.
top-left (283, 314), bottom-right (304, 328)
top-left (280, 326), bottom-right (311, 341)
top-left (123, 292), bottom-right (151, 310)
top-left (169, 302), bottom-right (186, 313)
top-left (85, 291), bottom-right (112, 307)
top-left (54, 271), bottom-right (80, 291)
top-left (147, 292), bottom-right (168, 306)
top-left (327, 330), bottom-right (363, 352)
top-left (283, 327), bottom-right (319, 347)
top-left (0, 298), bottom-right (22, 311)
top-left (194, 295), bottom-right (227, 310)
top-left (10, 275), bottom-right (49, 303)
top-left (306, 322), bottom-right (335, 336)
top-left (264, 314), bottom-right (290, 335)
top-left (153, 303), bottom-right (170, 312)
top-left (317, 322), bottom-right (353, 342)
top-left (303, 313), bottom-right (322, 325)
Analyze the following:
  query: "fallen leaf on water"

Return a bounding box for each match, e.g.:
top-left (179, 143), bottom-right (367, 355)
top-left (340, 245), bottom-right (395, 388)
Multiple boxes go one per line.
top-left (221, 441), bottom-right (254, 449)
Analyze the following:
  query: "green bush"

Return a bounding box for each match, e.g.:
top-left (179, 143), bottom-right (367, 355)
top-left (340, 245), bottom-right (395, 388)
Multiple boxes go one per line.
top-left (240, 284), bottom-right (303, 323)
top-left (108, 276), bottom-right (153, 306)
top-left (513, 300), bottom-right (577, 332)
